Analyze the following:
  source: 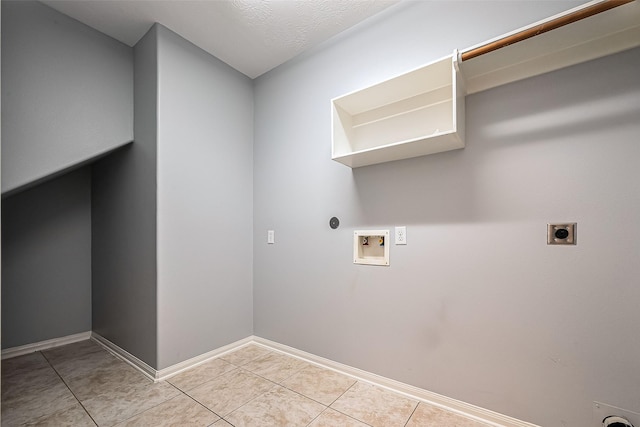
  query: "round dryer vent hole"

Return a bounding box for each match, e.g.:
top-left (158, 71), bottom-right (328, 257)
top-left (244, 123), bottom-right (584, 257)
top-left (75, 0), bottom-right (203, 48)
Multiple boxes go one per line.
top-left (329, 217), bottom-right (340, 229)
top-left (603, 416), bottom-right (635, 427)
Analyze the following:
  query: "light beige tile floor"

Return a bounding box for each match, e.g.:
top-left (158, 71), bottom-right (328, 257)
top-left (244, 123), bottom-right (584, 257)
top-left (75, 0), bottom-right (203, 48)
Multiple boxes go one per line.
top-left (1, 340), bottom-right (493, 426)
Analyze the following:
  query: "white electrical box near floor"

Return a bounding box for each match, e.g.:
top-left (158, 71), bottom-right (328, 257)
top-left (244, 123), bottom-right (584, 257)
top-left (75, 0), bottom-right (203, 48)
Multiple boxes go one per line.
top-left (354, 230), bottom-right (390, 266)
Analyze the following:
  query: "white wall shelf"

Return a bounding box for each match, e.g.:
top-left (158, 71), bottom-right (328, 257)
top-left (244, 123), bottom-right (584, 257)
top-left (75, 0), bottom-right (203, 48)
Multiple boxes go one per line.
top-left (331, 0), bottom-right (640, 169)
top-left (331, 54), bottom-right (465, 168)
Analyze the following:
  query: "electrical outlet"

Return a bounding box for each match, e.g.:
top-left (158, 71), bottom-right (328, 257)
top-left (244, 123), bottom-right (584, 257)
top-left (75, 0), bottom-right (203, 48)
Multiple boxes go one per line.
top-left (267, 230), bottom-right (275, 244)
top-left (547, 223), bottom-right (576, 245)
top-left (395, 226), bottom-right (407, 245)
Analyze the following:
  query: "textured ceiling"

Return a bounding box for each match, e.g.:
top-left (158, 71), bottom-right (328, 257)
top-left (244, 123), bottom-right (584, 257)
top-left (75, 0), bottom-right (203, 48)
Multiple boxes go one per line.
top-left (41, 0), bottom-right (402, 78)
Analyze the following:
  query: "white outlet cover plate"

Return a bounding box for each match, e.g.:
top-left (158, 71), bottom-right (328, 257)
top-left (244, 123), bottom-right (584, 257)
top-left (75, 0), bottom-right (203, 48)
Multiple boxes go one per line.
top-left (594, 402), bottom-right (640, 427)
top-left (395, 226), bottom-right (407, 245)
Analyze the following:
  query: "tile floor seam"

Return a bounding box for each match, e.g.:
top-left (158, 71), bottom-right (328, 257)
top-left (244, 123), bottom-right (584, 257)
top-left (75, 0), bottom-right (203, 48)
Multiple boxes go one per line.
top-left (245, 362), bottom-right (336, 407)
top-left (218, 381), bottom-right (280, 422)
top-left (327, 379), bottom-right (358, 410)
top-left (110, 385), bottom-right (197, 426)
top-left (166, 358), bottom-right (237, 392)
top-left (258, 367), bottom-right (364, 426)
top-left (251, 366), bottom-right (309, 388)
top-left (403, 400), bottom-right (421, 427)
top-left (219, 348), bottom-right (274, 368)
top-left (328, 377), bottom-right (359, 407)
top-left (330, 380), bottom-right (422, 427)
top-left (277, 382), bottom-right (333, 408)
top-left (305, 407), bottom-right (327, 427)
top-left (40, 350), bottom-right (99, 427)
top-left (182, 357), bottom-right (329, 425)
top-left (306, 406), bottom-right (376, 427)
top-left (234, 367), bottom-right (275, 384)
top-left (278, 365), bottom-right (308, 383)
top-left (3, 342), bottom-right (498, 427)
top-left (177, 366), bottom-right (242, 394)
top-left (177, 388), bottom-right (224, 421)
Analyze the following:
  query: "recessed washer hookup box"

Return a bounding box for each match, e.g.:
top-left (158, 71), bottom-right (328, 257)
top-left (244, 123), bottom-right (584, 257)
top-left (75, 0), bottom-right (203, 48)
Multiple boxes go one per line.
top-left (353, 230), bottom-right (390, 266)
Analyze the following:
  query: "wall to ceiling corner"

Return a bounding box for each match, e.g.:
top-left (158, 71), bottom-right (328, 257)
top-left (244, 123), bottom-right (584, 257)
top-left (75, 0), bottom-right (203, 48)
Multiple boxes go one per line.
top-left (1, 0), bottom-right (133, 196)
top-left (155, 25), bottom-right (254, 369)
top-left (252, 1), bottom-right (640, 426)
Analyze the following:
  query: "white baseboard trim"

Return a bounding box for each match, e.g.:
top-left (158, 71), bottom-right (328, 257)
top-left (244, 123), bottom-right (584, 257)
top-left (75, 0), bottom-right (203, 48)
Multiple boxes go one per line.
top-left (252, 336), bottom-right (540, 427)
top-left (156, 336), bottom-right (254, 381)
top-left (1, 331), bottom-right (92, 360)
top-left (91, 332), bottom-right (158, 381)
top-left (90, 332), bottom-right (254, 382)
top-left (6, 333), bottom-right (537, 427)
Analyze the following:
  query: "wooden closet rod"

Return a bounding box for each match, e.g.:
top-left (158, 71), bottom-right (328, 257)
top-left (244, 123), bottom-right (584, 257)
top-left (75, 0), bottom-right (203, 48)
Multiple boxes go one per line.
top-left (460, 0), bottom-right (634, 61)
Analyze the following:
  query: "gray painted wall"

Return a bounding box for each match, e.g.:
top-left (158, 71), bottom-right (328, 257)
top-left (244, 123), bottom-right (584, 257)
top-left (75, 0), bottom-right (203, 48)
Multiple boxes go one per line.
top-left (91, 27), bottom-right (158, 368)
top-left (92, 24), bottom-right (254, 369)
top-left (253, 2), bottom-right (640, 426)
top-left (2, 168), bottom-right (91, 348)
top-left (155, 26), bottom-right (254, 369)
top-left (1, 1), bottom-right (133, 195)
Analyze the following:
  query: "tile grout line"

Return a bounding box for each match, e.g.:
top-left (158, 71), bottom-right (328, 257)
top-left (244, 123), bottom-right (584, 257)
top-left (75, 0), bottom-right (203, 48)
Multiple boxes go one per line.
top-left (40, 350), bottom-right (100, 427)
top-left (108, 383), bottom-right (188, 426)
top-left (234, 358), bottom-right (331, 408)
top-left (176, 387), bottom-right (225, 424)
top-left (321, 380), bottom-right (377, 427)
top-left (42, 345), bottom-right (185, 427)
top-left (326, 376), bottom-right (358, 407)
top-left (16, 343), bottom-right (418, 427)
top-left (254, 339), bottom-right (517, 427)
top-left (304, 407), bottom-right (327, 426)
top-left (403, 400), bottom-right (420, 427)
top-left (221, 353), bottom-right (324, 423)
top-left (212, 349), bottom-right (287, 424)
top-left (168, 364), bottom-right (242, 391)
top-left (277, 381), bottom-right (332, 408)
top-left (237, 358), bottom-right (375, 427)
top-left (183, 352), bottom-right (318, 426)
top-left (219, 377), bottom-right (281, 424)
top-left (305, 404), bottom-right (376, 427)
top-left (172, 348), bottom-right (280, 425)
top-left (173, 366), bottom-right (250, 419)
top-left (275, 368), bottom-right (358, 422)
top-left (219, 348), bottom-right (377, 427)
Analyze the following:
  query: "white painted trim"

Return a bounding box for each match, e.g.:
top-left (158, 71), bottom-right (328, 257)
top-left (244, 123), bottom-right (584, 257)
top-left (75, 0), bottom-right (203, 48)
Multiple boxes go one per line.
top-left (90, 332), bottom-right (254, 383)
top-left (252, 337), bottom-right (540, 427)
top-left (3, 333), bottom-right (537, 426)
top-left (1, 331), bottom-right (92, 360)
top-left (156, 336), bottom-right (254, 381)
top-left (91, 332), bottom-right (157, 381)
